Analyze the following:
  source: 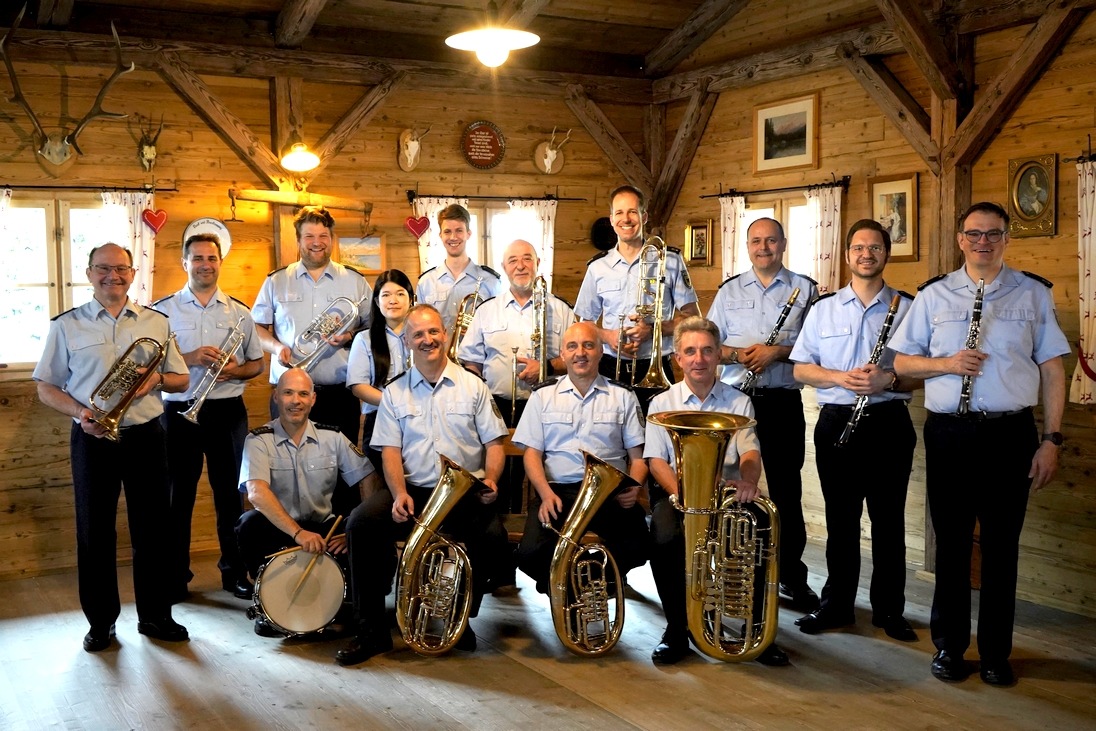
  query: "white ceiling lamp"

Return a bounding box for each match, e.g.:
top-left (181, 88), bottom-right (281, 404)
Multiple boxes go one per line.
top-left (445, 1), bottom-right (540, 68)
top-left (280, 132), bottom-right (320, 173)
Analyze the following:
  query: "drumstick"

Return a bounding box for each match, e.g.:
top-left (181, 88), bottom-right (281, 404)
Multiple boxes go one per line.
top-left (290, 515), bottom-right (343, 598)
top-left (266, 545), bottom-right (303, 559)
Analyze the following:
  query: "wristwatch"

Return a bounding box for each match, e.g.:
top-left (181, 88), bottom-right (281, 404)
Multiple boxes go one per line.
top-left (729, 349), bottom-right (739, 365)
top-left (1041, 431), bottom-right (1065, 446)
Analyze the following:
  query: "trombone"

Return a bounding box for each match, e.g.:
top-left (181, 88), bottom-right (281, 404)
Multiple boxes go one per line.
top-left (615, 236), bottom-right (671, 391)
top-left (89, 334), bottom-right (174, 442)
top-left (291, 293), bottom-right (369, 372)
top-left (180, 316), bottom-right (246, 424)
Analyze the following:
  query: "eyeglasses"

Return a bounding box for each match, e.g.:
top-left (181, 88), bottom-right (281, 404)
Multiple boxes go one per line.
top-left (849, 245), bottom-right (885, 254)
top-left (90, 264), bottom-right (134, 275)
top-left (961, 229), bottom-right (1006, 244)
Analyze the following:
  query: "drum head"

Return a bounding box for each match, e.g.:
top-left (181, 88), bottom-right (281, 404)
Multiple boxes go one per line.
top-left (255, 551), bottom-right (345, 635)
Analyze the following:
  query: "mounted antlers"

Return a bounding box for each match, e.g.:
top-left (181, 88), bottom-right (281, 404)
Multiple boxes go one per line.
top-left (540, 126), bottom-right (572, 174)
top-left (1, 4), bottom-right (135, 166)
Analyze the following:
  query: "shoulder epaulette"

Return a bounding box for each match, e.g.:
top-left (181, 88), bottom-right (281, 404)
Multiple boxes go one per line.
top-left (666, 245), bottom-right (683, 256)
top-left (898, 289), bottom-right (915, 300)
top-left (480, 265), bottom-right (501, 280)
top-left (917, 273), bottom-right (948, 291)
top-left (477, 295), bottom-right (497, 306)
top-left (265, 265), bottom-right (288, 278)
top-left (717, 273), bottom-right (744, 289)
top-left (149, 294), bottom-right (175, 309)
top-left (799, 274), bottom-right (819, 286)
top-left (383, 370), bottom-right (410, 387)
top-left (146, 307), bottom-right (169, 319)
top-left (461, 365), bottom-right (489, 383)
top-left (532, 376), bottom-right (560, 391)
top-left (1022, 271), bottom-right (1053, 288)
top-left (229, 294), bottom-right (251, 309)
top-left (341, 263), bottom-right (365, 277)
top-left (419, 265), bottom-right (438, 278)
top-left (608, 377), bottom-right (636, 391)
top-left (315, 423), bottom-right (341, 432)
top-left (812, 291), bottom-right (837, 305)
top-left (586, 250), bottom-right (609, 266)
top-left (51, 306), bottom-right (78, 322)
top-left (551, 293), bottom-right (576, 310)
top-left (249, 426), bottom-right (274, 436)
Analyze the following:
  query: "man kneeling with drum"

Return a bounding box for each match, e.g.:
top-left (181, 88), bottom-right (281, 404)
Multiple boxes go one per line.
top-left (236, 367), bottom-right (379, 637)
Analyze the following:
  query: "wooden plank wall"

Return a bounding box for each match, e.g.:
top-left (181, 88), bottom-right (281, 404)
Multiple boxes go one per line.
top-left (0, 12), bottom-right (1093, 617)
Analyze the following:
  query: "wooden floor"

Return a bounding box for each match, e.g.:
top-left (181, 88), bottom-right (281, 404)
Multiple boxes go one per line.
top-left (1, 542), bottom-right (1093, 731)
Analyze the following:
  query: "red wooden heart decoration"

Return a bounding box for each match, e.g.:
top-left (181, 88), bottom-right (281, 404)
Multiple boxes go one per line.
top-left (142, 208), bottom-right (168, 233)
top-left (404, 216), bottom-right (431, 239)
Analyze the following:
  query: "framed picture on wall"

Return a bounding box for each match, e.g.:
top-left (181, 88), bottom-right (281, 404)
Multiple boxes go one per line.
top-left (339, 234), bottom-right (385, 274)
top-left (753, 93), bottom-right (819, 175)
top-left (1007, 154), bottom-right (1056, 237)
top-left (685, 219), bottom-right (713, 266)
top-left (868, 173), bottom-right (918, 262)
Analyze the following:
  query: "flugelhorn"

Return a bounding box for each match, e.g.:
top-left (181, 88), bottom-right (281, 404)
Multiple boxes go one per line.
top-left (180, 316), bottom-right (246, 424)
top-left (647, 410), bottom-right (780, 662)
top-left (90, 334), bottom-right (173, 442)
top-left (544, 451), bottom-right (638, 656)
top-left (447, 277), bottom-right (483, 362)
top-left (291, 292), bottom-right (368, 372)
top-left (396, 455), bottom-right (478, 656)
top-left (739, 287), bottom-right (800, 394)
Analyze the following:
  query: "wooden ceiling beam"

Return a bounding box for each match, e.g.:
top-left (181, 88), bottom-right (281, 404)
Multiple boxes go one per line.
top-left (36, 0), bottom-right (75, 27)
top-left (498, 0), bottom-right (551, 28)
top-left (948, 0), bottom-right (1096, 34)
top-left (271, 76), bottom-right (305, 155)
top-left (276, 0), bottom-right (329, 48)
top-left (565, 84), bottom-right (654, 194)
top-left (643, 0), bottom-right (750, 78)
top-left (876, 0), bottom-right (966, 100)
top-left (649, 79), bottom-right (718, 228)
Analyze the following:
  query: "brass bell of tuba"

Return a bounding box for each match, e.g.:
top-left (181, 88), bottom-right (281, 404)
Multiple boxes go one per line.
top-left (545, 451), bottom-right (638, 656)
top-left (90, 335), bottom-right (173, 442)
top-left (646, 410), bottom-right (780, 662)
top-left (396, 455), bottom-right (479, 656)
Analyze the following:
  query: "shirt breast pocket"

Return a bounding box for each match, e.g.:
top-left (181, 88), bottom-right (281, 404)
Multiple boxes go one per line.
top-left (304, 455), bottom-right (337, 482)
top-left (276, 292), bottom-right (303, 304)
top-left (430, 287), bottom-right (452, 307)
top-left (987, 307), bottom-right (1035, 350)
top-left (445, 401), bottom-right (477, 428)
top-left (721, 300), bottom-right (754, 335)
top-left (270, 457), bottom-right (295, 477)
top-left (543, 411), bottom-right (575, 446)
top-left (596, 280), bottom-right (623, 297)
top-left (393, 403), bottom-right (423, 423)
top-left (592, 410), bottom-right (624, 441)
top-left (70, 333), bottom-right (107, 351)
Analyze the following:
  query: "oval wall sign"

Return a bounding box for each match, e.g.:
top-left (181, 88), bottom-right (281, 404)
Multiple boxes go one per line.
top-left (461, 120), bottom-right (505, 170)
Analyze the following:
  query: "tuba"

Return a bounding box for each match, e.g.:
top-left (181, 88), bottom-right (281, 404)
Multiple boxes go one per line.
top-left (180, 316), bottom-right (246, 424)
top-left (90, 335), bottom-right (173, 442)
top-left (545, 451), bottom-right (638, 656)
top-left (291, 292), bottom-right (369, 373)
top-left (396, 455), bottom-right (478, 656)
top-left (446, 277), bottom-right (483, 362)
top-left (616, 237), bottom-right (671, 392)
top-left (647, 410), bottom-right (780, 662)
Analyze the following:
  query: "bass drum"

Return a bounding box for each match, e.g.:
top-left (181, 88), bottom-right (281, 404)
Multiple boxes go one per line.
top-left (252, 551), bottom-right (346, 636)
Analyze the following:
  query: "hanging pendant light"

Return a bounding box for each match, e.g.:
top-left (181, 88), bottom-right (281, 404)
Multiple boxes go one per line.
top-left (280, 132), bottom-right (320, 172)
top-left (445, 0), bottom-right (539, 68)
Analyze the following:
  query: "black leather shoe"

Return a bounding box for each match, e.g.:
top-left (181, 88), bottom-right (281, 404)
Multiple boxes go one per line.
top-left (796, 610), bottom-right (854, 634)
top-left (83, 624), bottom-right (116, 652)
top-left (980, 659), bottom-right (1016, 686)
top-left (253, 618), bottom-right (284, 638)
top-left (930, 650), bottom-right (970, 682)
top-left (651, 633), bottom-right (691, 665)
top-left (138, 617), bottom-right (189, 642)
top-left (225, 577), bottom-right (254, 600)
top-left (779, 582), bottom-right (821, 612)
top-left (455, 625), bottom-right (477, 651)
top-left (755, 643), bottom-right (790, 666)
top-left (335, 632), bottom-right (393, 666)
top-left (872, 614), bottom-right (917, 642)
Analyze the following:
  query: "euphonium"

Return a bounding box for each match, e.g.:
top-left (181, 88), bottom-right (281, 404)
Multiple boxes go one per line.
top-left (546, 451), bottom-right (638, 656)
top-left (446, 277), bottom-right (483, 362)
top-left (181, 316), bottom-right (246, 424)
top-left (647, 410), bottom-right (780, 662)
top-left (291, 292), bottom-right (369, 372)
top-left (396, 455), bottom-right (479, 656)
top-left (90, 335), bottom-right (172, 442)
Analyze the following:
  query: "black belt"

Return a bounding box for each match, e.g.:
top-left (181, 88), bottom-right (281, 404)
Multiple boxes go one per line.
top-left (312, 383), bottom-right (345, 392)
top-left (942, 406), bottom-right (1032, 421)
top-left (821, 400), bottom-right (909, 416)
top-left (166, 395), bottom-right (243, 410)
top-left (746, 387), bottom-right (797, 397)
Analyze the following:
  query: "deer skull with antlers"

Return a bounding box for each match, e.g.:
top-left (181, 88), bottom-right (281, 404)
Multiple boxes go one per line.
top-left (1, 5), bottom-right (135, 167)
top-left (536, 126), bottom-right (572, 174)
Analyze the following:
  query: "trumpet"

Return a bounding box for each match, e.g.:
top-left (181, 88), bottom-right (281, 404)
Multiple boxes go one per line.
top-left (291, 293), bottom-right (369, 372)
top-left (510, 275), bottom-right (551, 423)
top-left (90, 334), bottom-right (173, 442)
top-left (739, 287), bottom-right (800, 394)
top-left (447, 277), bottom-right (483, 362)
top-left (616, 236), bottom-right (671, 391)
top-left (180, 317), bottom-right (246, 425)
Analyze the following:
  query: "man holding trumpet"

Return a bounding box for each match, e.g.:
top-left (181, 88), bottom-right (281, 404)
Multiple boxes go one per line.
top-left (152, 232), bottom-right (264, 603)
top-left (34, 242), bottom-right (190, 652)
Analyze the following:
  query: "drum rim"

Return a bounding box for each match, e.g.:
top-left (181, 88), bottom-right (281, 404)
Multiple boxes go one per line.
top-left (253, 551), bottom-right (347, 636)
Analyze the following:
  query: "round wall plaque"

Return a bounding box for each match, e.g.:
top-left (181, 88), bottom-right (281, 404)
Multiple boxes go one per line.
top-left (461, 120), bottom-right (505, 170)
top-left (183, 217), bottom-right (232, 258)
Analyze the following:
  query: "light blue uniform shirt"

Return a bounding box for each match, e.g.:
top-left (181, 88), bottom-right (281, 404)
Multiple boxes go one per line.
top-left (151, 286), bottom-right (264, 402)
top-left (416, 260), bottom-right (502, 333)
top-left (346, 326), bottom-right (411, 415)
top-left (707, 266), bottom-right (816, 389)
top-left (789, 283), bottom-right (913, 406)
top-left (888, 265), bottom-right (1069, 414)
top-left (512, 374), bottom-right (645, 483)
top-left (251, 261), bottom-right (372, 386)
top-left (574, 246), bottom-right (698, 359)
top-left (370, 360), bottom-right (508, 486)
top-left (33, 298), bottom-right (188, 427)
top-left (239, 419), bottom-right (374, 523)
top-left (457, 290), bottom-right (575, 398)
top-left (644, 381), bottom-right (760, 481)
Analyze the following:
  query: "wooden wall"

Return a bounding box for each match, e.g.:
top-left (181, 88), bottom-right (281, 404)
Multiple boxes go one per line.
top-left (1, 11), bottom-right (1093, 617)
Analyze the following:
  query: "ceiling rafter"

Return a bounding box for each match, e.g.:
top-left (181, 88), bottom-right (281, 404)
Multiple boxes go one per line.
top-left (498, 0), bottom-right (551, 28)
top-left (276, 0), bottom-right (329, 48)
top-left (875, 0), bottom-right (966, 100)
top-left (644, 0), bottom-right (750, 78)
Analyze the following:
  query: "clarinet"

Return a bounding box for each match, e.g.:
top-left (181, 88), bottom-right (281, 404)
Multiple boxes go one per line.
top-left (956, 278), bottom-right (985, 415)
top-left (837, 294), bottom-right (902, 446)
top-left (739, 287), bottom-right (800, 394)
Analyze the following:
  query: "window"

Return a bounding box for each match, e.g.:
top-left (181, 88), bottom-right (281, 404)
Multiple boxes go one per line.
top-left (467, 204), bottom-right (540, 270)
top-left (0, 193), bottom-right (129, 367)
top-left (733, 196), bottom-right (813, 276)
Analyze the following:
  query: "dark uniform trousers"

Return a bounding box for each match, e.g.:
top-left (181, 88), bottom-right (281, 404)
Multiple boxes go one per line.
top-left (235, 509), bottom-right (344, 583)
top-left (924, 408), bottom-right (1037, 662)
top-left (748, 387), bottom-right (809, 588)
top-left (346, 483), bottom-right (509, 631)
top-left (516, 482), bottom-right (651, 590)
top-left (814, 400), bottom-right (916, 619)
top-left (163, 396), bottom-right (248, 589)
top-left (70, 419), bottom-right (172, 628)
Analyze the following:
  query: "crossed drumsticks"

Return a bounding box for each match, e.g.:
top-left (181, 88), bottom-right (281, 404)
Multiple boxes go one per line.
top-left (264, 515), bottom-right (343, 602)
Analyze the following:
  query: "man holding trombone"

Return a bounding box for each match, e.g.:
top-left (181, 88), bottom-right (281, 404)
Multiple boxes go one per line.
top-left (152, 232), bottom-right (264, 603)
top-left (34, 243), bottom-right (190, 652)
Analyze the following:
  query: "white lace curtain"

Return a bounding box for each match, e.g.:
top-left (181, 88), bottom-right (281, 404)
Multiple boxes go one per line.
top-left (1070, 160), bottom-right (1096, 404)
top-left (101, 191), bottom-right (155, 306)
top-left (803, 186), bottom-right (842, 294)
top-left (508, 198), bottom-right (558, 291)
top-left (719, 195), bottom-right (746, 278)
top-left (413, 196), bottom-right (470, 274)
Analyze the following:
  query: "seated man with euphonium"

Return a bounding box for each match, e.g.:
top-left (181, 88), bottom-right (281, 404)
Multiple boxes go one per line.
top-left (512, 321), bottom-right (650, 595)
top-left (337, 304), bottom-right (510, 666)
top-left (645, 316), bottom-right (788, 666)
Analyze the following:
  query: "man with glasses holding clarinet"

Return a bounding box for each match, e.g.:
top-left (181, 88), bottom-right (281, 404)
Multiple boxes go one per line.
top-left (890, 202), bottom-right (1068, 686)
